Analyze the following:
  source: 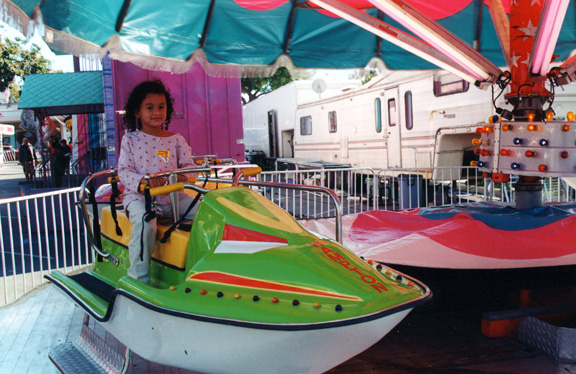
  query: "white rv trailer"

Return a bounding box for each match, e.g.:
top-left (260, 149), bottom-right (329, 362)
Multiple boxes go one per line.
top-left (294, 70), bottom-right (501, 171)
top-left (242, 79), bottom-right (361, 165)
top-left (293, 70), bottom-right (576, 174)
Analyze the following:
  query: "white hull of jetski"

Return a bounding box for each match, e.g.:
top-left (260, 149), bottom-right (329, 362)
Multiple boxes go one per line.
top-left (103, 295), bottom-right (411, 374)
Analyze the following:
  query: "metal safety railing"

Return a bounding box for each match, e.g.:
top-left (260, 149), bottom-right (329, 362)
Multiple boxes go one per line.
top-left (257, 167), bottom-right (378, 218)
top-left (0, 187), bottom-right (89, 306)
top-left (3, 165), bottom-right (576, 306)
top-left (542, 177), bottom-right (576, 203)
top-left (259, 166), bottom-right (576, 213)
top-left (376, 166), bottom-right (490, 210)
top-left (221, 175), bottom-right (343, 242)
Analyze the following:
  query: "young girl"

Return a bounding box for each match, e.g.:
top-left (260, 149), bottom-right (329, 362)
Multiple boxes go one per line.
top-left (118, 80), bottom-right (197, 284)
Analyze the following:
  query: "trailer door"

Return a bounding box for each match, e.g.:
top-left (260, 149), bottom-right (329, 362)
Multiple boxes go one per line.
top-left (281, 130), bottom-right (294, 158)
top-left (267, 110), bottom-right (279, 158)
top-left (385, 88), bottom-right (402, 168)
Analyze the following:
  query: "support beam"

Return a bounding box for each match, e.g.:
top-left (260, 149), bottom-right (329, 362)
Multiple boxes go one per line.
top-left (528, 0), bottom-right (571, 77)
top-left (367, 0), bottom-right (503, 83)
top-left (488, 0), bottom-right (511, 68)
top-left (312, 0), bottom-right (496, 85)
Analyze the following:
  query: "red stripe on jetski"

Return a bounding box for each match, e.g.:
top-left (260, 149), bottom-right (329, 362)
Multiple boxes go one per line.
top-left (223, 224), bottom-right (288, 243)
top-left (189, 271), bottom-right (361, 300)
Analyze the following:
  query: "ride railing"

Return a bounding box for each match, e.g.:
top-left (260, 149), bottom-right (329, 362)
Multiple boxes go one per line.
top-left (541, 177), bottom-right (576, 203)
top-left (376, 166), bottom-right (491, 210)
top-left (35, 158), bottom-right (85, 189)
top-left (0, 187), bottom-right (89, 306)
top-left (3, 165), bottom-right (576, 306)
top-left (259, 165), bottom-right (576, 214)
top-left (257, 167), bottom-right (379, 218)
top-left (217, 175), bottom-right (343, 242)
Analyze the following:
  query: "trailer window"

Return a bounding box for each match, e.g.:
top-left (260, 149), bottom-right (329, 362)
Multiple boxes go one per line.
top-left (433, 79), bottom-right (469, 96)
top-left (328, 111), bottom-right (337, 133)
top-left (387, 98), bottom-right (397, 126)
top-left (374, 98), bottom-right (382, 133)
top-left (405, 91), bottom-right (413, 130)
top-left (300, 116), bottom-right (312, 135)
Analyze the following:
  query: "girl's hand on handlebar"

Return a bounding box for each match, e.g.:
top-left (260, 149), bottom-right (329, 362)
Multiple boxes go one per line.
top-left (177, 173), bottom-right (197, 183)
top-left (139, 176), bottom-right (167, 190)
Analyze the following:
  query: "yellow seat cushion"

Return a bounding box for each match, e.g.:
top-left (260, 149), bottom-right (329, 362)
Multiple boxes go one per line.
top-left (153, 225), bottom-right (190, 270)
top-left (100, 207), bottom-right (189, 270)
top-left (101, 207), bottom-right (131, 246)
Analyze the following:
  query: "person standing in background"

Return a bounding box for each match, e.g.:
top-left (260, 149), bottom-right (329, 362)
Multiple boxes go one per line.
top-left (60, 139), bottom-right (71, 172)
top-left (18, 138), bottom-right (37, 181)
top-left (52, 139), bottom-right (67, 187)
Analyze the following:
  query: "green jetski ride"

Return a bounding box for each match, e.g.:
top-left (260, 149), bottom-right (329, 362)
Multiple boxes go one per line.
top-left (46, 166), bottom-right (431, 374)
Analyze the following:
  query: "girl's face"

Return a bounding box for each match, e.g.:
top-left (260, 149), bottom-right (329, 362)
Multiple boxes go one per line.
top-left (136, 93), bottom-right (167, 135)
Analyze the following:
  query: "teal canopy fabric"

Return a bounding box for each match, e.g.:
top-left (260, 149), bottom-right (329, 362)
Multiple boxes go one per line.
top-left (3, 0), bottom-right (576, 76)
top-left (18, 72), bottom-right (104, 116)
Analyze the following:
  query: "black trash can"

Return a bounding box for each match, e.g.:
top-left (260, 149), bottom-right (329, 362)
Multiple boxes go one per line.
top-left (246, 150), bottom-right (266, 168)
top-left (398, 174), bottom-right (424, 209)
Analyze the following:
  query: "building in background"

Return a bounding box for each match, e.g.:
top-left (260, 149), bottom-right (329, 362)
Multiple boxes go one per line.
top-left (18, 55), bottom-right (244, 187)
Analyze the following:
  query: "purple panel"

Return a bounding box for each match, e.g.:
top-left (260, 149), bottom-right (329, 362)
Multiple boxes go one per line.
top-left (227, 77), bottom-right (245, 161)
top-left (185, 66), bottom-right (210, 156)
top-left (207, 76), bottom-right (244, 161)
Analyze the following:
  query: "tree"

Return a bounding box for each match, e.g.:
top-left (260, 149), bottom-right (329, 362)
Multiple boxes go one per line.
top-left (0, 36), bottom-right (52, 102)
top-left (8, 81), bottom-right (21, 104)
top-left (349, 68), bottom-right (380, 85)
top-left (241, 67), bottom-right (294, 104)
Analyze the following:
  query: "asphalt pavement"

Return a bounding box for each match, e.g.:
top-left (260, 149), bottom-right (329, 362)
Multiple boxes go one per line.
top-left (0, 162), bottom-right (27, 199)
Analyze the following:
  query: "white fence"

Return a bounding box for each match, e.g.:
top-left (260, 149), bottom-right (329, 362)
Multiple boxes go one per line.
top-left (257, 167), bottom-right (379, 218)
top-left (376, 166), bottom-right (496, 209)
top-left (258, 166), bottom-right (576, 214)
top-left (0, 187), bottom-right (90, 306)
top-left (2, 166), bottom-right (576, 306)
top-left (258, 166), bottom-right (504, 215)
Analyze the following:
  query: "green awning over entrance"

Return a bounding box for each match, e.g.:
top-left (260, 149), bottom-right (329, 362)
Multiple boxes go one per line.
top-left (19, 72), bottom-right (104, 116)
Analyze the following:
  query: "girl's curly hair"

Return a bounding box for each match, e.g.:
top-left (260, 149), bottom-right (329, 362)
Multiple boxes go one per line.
top-left (123, 80), bottom-right (175, 132)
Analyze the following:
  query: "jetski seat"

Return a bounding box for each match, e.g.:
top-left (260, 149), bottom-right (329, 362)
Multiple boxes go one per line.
top-left (100, 207), bottom-right (190, 271)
